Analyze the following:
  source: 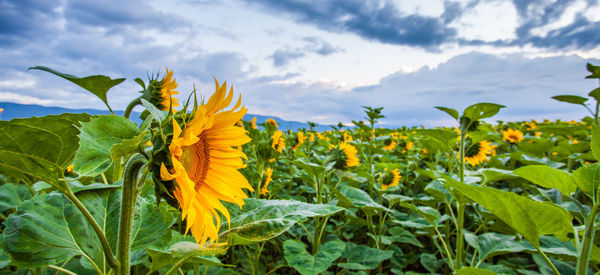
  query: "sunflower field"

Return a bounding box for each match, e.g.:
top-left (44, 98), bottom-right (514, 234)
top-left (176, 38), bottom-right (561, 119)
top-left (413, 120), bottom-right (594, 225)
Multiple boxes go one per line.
top-left (1, 64), bottom-right (600, 275)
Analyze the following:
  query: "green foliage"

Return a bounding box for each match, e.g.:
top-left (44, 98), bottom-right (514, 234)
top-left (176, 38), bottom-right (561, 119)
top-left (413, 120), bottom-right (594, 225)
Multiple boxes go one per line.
top-left (513, 165), bottom-right (576, 196)
top-left (284, 239), bottom-right (345, 275)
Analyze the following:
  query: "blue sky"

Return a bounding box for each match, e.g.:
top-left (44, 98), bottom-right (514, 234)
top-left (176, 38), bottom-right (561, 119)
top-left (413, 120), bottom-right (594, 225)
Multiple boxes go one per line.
top-left (1, 0), bottom-right (600, 127)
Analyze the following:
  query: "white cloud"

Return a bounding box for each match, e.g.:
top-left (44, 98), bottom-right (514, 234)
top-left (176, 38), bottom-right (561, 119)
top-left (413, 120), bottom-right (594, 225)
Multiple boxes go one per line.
top-left (530, 0), bottom-right (587, 37)
top-left (0, 92), bottom-right (67, 105)
top-left (450, 0), bottom-right (518, 41)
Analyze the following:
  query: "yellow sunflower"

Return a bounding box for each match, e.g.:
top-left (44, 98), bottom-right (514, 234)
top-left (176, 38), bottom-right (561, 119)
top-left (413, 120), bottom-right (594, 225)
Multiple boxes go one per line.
top-left (158, 68), bottom-right (180, 111)
top-left (502, 128), bottom-right (524, 143)
top-left (383, 140), bottom-right (397, 151)
top-left (266, 118), bottom-right (278, 128)
top-left (250, 117), bottom-right (257, 129)
top-left (271, 130), bottom-right (286, 153)
top-left (308, 133), bottom-right (315, 142)
top-left (292, 131), bottom-right (305, 151)
top-left (463, 140), bottom-right (493, 166)
top-left (381, 168), bottom-right (401, 190)
top-left (339, 141), bottom-right (359, 167)
top-left (160, 79), bottom-right (253, 245)
top-left (260, 167), bottom-right (273, 196)
top-left (405, 141), bottom-right (414, 150)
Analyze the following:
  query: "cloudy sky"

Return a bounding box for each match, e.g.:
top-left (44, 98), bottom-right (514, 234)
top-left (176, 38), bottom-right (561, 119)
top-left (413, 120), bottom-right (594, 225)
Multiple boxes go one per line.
top-left (1, 0), bottom-right (600, 127)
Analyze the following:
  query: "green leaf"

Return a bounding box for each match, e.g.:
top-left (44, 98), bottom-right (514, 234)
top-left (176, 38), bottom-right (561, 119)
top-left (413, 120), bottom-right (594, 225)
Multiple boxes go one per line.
top-left (0, 183), bottom-right (33, 212)
top-left (463, 103), bottom-right (505, 121)
top-left (140, 98), bottom-right (167, 123)
top-left (388, 227), bottom-right (422, 247)
top-left (456, 267), bottom-right (497, 275)
top-left (586, 63), bottom-right (600, 79)
top-left (146, 244), bottom-right (232, 273)
top-left (284, 239), bottom-right (345, 275)
top-left (572, 163), bottom-right (600, 199)
top-left (335, 184), bottom-right (388, 214)
top-left (73, 115), bottom-right (139, 177)
top-left (420, 253), bottom-right (442, 273)
top-left (337, 242), bottom-right (394, 270)
top-left (219, 199), bottom-right (343, 245)
top-left (434, 106), bottom-right (459, 120)
top-left (464, 231), bottom-right (530, 263)
top-left (109, 133), bottom-right (145, 162)
top-left (477, 168), bottom-right (518, 184)
top-left (551, 95), bottom-right (589, 105)
top-left (450, 181), bottom-right (573, 248)
top-left (589, 87), bottom-right (600, 101)
top-left (513, 165), bottom-right (576, 196)
top-left (592, 126), bottom-right (600, 162)
top-left (1, 190), bottom-right (176, 270)
top-left (0, 113), bottom-right (91, 189)
top-left (293, 158), bottom-right (325, 180)
top-left (29, 66), bottom-right (125, 112)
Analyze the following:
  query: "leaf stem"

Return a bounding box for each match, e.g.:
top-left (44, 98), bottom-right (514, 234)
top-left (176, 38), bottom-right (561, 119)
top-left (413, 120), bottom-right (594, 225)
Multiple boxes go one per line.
top-left (63, 186), bottom-right (119, 271)
top-left (124, 97), bottom-right (142, 119)
top-left (165, 255), bottom-right (194, 275)
top-left (47, 265), bottom-right (77, 275)
top-left (536, 246), bottom-right (560, 275)
top-left (116, 154), bottom-right (147, 275)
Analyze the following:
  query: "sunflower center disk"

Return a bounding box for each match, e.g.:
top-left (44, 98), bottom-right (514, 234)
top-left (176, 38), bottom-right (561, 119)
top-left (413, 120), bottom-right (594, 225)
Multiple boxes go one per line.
top-left (182, 134), bottom-right (210, 191)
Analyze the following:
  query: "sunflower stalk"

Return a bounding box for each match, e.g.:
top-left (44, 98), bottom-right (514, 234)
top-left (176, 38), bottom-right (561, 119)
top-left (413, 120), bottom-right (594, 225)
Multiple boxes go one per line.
top-left (456, 120), bottom-right (467, 270)
top-left (576, 203), bottom-right (600, 275)
top-left (117, 153), bottom-right (147, 275)
top-left (123, 97), bottom-right (142, 119)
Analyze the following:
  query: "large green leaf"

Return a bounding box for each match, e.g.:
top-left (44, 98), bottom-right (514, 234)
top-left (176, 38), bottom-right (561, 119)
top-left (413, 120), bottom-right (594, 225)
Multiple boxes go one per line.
top-left (73, 115), bottom-right (140, 177)
top-left (219, 199), bottom-right (343, 245)
top-left (434, 106), bottom-right (459, 120)
top-left (284, 239), bottom-right (345, 275)
top-left (335, 184), bottom-right (388, 214)
top-left (0, 183), bottom-right (33, 212)
top-left (1, 189), bottom-right (176, 272)
top-left (0, 114), bottom-right (91, 188)
top-left (551, 95), bottom-right (588, 106)
top-left (337, 242), bottom-right (394, 270)
top-left (146, 241), bottom-right (231, 274)
top-left (463, 103), bottom-right (505, 121)
top-left (450, 181), bottom-right (573, 248)
top-left (572, 163), bottom-right (600, 200)
top-left (388, 227), bottom-right (422, 247)
top-left (477, 168), bottom-right (518, 184)
top-left (29, 66), bottom-right (125, 112)
top-left (464, 232), bottom-right (530, 264)
top-left (513, 165), bottom-right (576, 196)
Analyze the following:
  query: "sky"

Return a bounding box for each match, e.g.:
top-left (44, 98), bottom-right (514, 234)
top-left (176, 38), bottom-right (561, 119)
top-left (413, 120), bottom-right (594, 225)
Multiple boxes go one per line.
top-left (1, 0), bottom-right (600, 127)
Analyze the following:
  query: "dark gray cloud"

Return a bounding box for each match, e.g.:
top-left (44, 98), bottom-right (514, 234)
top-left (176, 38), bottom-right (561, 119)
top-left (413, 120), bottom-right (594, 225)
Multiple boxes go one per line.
top-left (249, 0), bottom-right (600, 50)
top-left (270, 37), bottom-right (342, 67)
top-left (248, 0), bottom-right (456, 49)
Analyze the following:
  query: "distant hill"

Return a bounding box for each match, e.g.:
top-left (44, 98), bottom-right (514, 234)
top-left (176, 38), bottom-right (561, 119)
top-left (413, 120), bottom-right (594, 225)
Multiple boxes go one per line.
top-left (0, 102), bottom-right (331, 131)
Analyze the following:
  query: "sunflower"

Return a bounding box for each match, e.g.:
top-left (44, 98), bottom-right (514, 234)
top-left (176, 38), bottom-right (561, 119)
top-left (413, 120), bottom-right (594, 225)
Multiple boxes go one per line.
top-left (405, 141), bottom-right (414, 150)
top-left (383, 140), bottom-right (397, 151)
top-left (159, 79), bottom-right (253, 245)
top-left (271, 130), bottom-right (286, 153)
top-left (156, 68), bottom-right (180, 111)
top-left (292, 131), bottom-right (305, 150)
top-left (250, 117), bottom-right (257, 129)
top-left (266, 118), bottom-right (278, 128)
top-left (308, 133), bottom-right (315, 142)
top-left (463, 140), bottom-right (493, 166)
top-left (380, 168), bottom-right (401, 190)
top-left (339, 141), bottom-right (359, 167)
top-left (260, 167), bottom-right (273, 196)
top-left (502, 128), bottom-right (524, 143)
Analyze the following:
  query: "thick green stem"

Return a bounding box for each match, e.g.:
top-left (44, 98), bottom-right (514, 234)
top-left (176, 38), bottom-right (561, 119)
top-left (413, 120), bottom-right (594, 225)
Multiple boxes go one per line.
top-left (63, 187), bottom-right (119, 271)
top-left (577, 203), bottom-right (600, 275)
top-left (456, 130), bottom-right (466, 269)
top-left (595, 100), bottom-right (599, 126)
top-left (123, 97), bottom-right (141, 119)
top-left (117, 154), bottom-right (147, 275)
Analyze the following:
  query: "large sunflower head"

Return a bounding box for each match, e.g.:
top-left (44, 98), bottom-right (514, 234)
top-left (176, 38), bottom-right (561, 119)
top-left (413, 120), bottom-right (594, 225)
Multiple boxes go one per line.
top-left (463, 140), bottom-right (493, 166)
top-left (379, 168), bottom-right (401, 190)
top-left (155, 79), bottom-right (253, 245)
top-left (143, 68), bottom-right (180, 111)
top-left (502, 128), bottom-right (524, 144)
top-left (271, 130), bottom-right (286, 153)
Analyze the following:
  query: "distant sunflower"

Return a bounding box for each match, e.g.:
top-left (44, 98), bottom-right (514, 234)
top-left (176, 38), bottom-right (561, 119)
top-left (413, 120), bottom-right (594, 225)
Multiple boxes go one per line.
top-left (502, 128), bottom-right (524, 143)
top-left (250, 117), bottom-right (257, 129)
top-left (260, 167), bottom-right (273, 196)
top-left (383, 140), bottom-right (397, 151)
top-left (381, 168), bottom-right (401, 190)
top-left (271, 130), bottom-right (285, 153)
top-left (463, 140), bottom-right (493, 166)
top-left (266, 118), bottom-right (278, 128)
top-left (292, 131), bottom-right (305, 151)
top-left (405, 141), bottom-right (414, 150)
top-left (339, 141), bottom-right (359, 167)
top-left (152, 68), bottom-right (180, 111)
top-left (160, 79), bottom-right (253, 245)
